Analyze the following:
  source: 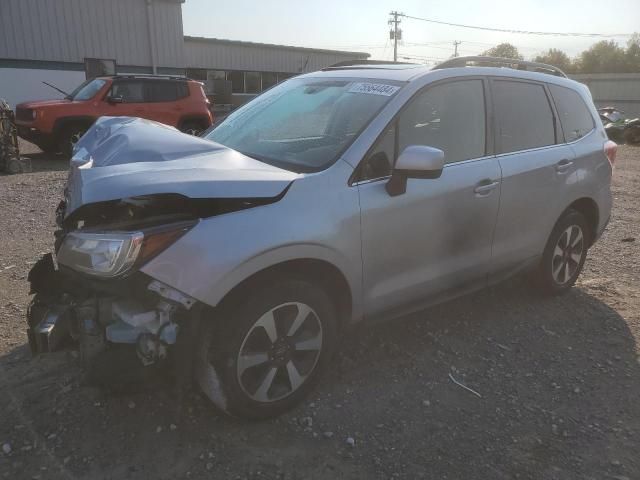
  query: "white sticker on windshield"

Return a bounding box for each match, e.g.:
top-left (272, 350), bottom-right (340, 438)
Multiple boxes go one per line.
top-left (348, 83), bottom-right (400, 96)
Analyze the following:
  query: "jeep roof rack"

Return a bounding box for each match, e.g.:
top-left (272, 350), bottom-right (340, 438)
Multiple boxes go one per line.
top-left (433, 56), bottom-right (568, 78)
top-left (107, 74), bottom-right (192, 81)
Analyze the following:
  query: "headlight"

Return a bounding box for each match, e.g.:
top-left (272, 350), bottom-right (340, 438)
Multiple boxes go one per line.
top-left (57, 231), bottom-right (144, 277)
top-left (57, 222), bottom-right (194, 278)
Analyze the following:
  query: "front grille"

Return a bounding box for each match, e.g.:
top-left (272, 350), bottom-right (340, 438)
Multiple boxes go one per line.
top-left (15, 107), bottom-right (33, 122)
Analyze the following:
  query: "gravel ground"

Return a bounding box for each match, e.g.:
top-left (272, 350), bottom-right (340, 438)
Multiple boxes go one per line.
top-left (0, 141), bottom-right (638, 480)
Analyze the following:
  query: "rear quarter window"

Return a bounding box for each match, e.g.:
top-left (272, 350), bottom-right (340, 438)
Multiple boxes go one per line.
top-left (493, 80), bottom-right (556, 154)
top-left (145, 81), bottom-right (188, 102)
top-left (549, 84), bottom-right (595, 142)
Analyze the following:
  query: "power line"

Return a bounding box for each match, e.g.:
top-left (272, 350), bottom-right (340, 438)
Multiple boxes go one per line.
top-left (399, 13), bottom-right (634, 38)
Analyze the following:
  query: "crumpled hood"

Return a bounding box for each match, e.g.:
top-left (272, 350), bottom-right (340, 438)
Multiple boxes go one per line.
top-left (64, 116), bottom-right (298, 217)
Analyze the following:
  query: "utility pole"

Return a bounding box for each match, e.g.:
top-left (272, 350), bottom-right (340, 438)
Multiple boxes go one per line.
top-left (388, 11), bottom-right (402, 63)
top-left (453, 40), bottom-right (461, 57)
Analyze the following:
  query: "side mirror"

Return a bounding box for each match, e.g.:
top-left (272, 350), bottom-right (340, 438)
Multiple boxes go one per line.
top-left (386, 145), bottom-right (445, 196)
top-left (107, 95), bottom-right (124, 104)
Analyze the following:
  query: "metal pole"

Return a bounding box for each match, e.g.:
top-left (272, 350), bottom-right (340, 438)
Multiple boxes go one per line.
top-left (146, 0), bottom-right (158, 74)
top-left (453, 41), bottom-right (461, 58)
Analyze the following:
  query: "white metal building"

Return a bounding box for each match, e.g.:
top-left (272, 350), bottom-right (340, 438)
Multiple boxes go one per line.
top-left (0, 0), bottom-right (368, 108)
top-left (571, 73), bottom-right (640, 117)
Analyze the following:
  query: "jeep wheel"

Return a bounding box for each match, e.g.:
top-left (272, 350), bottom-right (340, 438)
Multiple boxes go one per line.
top-left (35, 141), bottom-right (58, 155)
top-left (534, 209), bottom-right (590, 295)
top-left (59, 125), bottom-right (88, 158)
top-left (180, 121), bottom-right (204, 136)
top-left (196, 278), bottom-right (337, 420)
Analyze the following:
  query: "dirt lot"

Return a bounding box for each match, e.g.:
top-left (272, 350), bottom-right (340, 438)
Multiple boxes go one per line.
top-left (0, 142), bottom-right (638, 480)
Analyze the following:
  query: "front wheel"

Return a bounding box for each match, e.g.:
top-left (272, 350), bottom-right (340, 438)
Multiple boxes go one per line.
top-left (534, 209), bottom-right (590, 295)
top-left (59, 125), bottom-right (88, 158)
top-left (196, 278), bottom-right (337, 419)
top-left (179, 121), bottom-right (205, 136)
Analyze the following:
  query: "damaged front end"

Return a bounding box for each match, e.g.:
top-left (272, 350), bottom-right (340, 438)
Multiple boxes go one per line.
top-left (27, 249), bottom-right (198, 384)
top-left (26, 116), bottom-right (296, 386)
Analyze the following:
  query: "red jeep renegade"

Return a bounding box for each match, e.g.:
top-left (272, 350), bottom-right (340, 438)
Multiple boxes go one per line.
top-left (15, 75), bottom-right (213, 156)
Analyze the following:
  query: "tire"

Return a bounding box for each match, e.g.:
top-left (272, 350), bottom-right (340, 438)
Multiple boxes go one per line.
top-left (195, 278), bottom-right (337, 420)
top-left (534, 209), bottom-right (591, 295)
top-left (179, 121), bottom-right (204, 136)
top-left (58, 124), bottom-right (88, 158)
top-left (35, 141), bottom-right (59, 155)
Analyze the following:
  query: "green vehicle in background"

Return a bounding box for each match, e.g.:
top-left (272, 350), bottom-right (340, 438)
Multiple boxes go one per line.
top-left (598, 107), bottom-right (640, 145)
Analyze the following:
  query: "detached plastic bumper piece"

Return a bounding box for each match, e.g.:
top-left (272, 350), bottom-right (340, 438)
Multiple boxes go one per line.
top-left (27, 301), bottom-right (72, 354)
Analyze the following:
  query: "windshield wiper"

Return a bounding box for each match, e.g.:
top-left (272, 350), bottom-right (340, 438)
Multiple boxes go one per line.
top-left (42, 81), bottom-right (70, 98)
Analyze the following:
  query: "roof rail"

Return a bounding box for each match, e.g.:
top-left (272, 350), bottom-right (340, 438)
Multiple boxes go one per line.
top-left (109, 74), bottom-right (192, 81)
top-left (324, 59), bottom-right (416, 70)
top-left (433, 56), bottom-right (567, 78)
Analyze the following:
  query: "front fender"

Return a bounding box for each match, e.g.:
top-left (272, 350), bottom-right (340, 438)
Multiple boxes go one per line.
top-left (140, 160), bottom-right (363, 320)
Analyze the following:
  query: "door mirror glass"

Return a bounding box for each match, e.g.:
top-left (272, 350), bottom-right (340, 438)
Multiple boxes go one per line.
top-left (386, 145), bottom-right (444, 196)
top-left (107, 95), bottom-right (124, 104)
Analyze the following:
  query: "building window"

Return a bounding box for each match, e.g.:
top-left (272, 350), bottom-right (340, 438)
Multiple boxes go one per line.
top-left (84, 58), bottom-right (116, 79)
top-left (277, 73), bottom-right (294, 83)
top-left (186, 68), bottom-right (207, 81)
top-left (207, 70), bottom-right (227, 81)
top-left (262, 72), bottom-right (278, 90)
top-left (245, 71), bottom-right (261, 93)
top-left (227, 71), bottom-right (245, 94)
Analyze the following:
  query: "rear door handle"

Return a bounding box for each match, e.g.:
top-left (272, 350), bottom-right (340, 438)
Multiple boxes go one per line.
top-left (474, 180), bottom-right (500, 195)
top-left (555, 159), bottom-right (573, 173)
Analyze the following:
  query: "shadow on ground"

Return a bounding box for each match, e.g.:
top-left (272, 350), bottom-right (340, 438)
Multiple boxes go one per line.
top-left (1, 279), bottom-right (638, 479)
top-left (22, 152), bottom-right (69, 173)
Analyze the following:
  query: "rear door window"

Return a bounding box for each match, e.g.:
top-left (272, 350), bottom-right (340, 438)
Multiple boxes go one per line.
top-left (146, 81), bottom-right (179, 102)
top-left (549, 84), bottom-right (595, 142)
top-left (493, 80), bottom-right (556, 154)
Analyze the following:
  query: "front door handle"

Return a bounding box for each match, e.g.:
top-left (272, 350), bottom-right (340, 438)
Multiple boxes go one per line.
top-left (474, 179), bottom-right (500, 196)
top-left (555, 159), bottom-right (574, 173)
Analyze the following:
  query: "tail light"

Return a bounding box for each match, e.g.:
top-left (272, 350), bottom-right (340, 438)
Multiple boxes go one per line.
top-left (604, 140), bottom-right (617, 168)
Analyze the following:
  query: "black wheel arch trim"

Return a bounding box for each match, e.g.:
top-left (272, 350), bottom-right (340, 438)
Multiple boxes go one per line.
top-left (52, 116), bottom-right (97, 139)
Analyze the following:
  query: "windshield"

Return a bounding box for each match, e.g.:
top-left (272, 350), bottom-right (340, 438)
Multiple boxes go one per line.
top-left (205, 77), bottom-right (401, 172)
top-left (69, 78), bottom-right (107, 101)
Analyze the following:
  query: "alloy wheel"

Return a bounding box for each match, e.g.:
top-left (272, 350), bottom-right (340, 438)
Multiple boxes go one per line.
top-left (235, 302), bottom-right (323, 403)
top-left (551, 224), bottom-right (584, 285)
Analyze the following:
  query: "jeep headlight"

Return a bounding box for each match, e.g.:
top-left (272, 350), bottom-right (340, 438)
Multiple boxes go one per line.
top-left (56, 221), bottom-right (194, 278)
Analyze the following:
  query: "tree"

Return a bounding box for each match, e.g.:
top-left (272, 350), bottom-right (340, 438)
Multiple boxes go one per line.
top-left (482, 43), bottom-right (523, 60)
top-left (578, 40), bottom-right (627, 73)
top-left (625, 33), bottom-right (640, 72)
top-left (534, 48), bottom-right (575, 73)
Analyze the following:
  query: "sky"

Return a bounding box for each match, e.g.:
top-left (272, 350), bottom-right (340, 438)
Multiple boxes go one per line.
top-left (182, 0), bottom-right (639, 65)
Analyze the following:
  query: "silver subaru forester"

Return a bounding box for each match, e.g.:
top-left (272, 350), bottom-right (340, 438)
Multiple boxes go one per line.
top-left (27, 57), bottom-right (615, 419)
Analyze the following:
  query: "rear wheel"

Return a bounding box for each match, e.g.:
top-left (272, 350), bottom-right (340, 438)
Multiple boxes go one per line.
top-left (196, 278), bottom-right (337, 419)
top-left (534, 209), bottom-right (590, 295)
